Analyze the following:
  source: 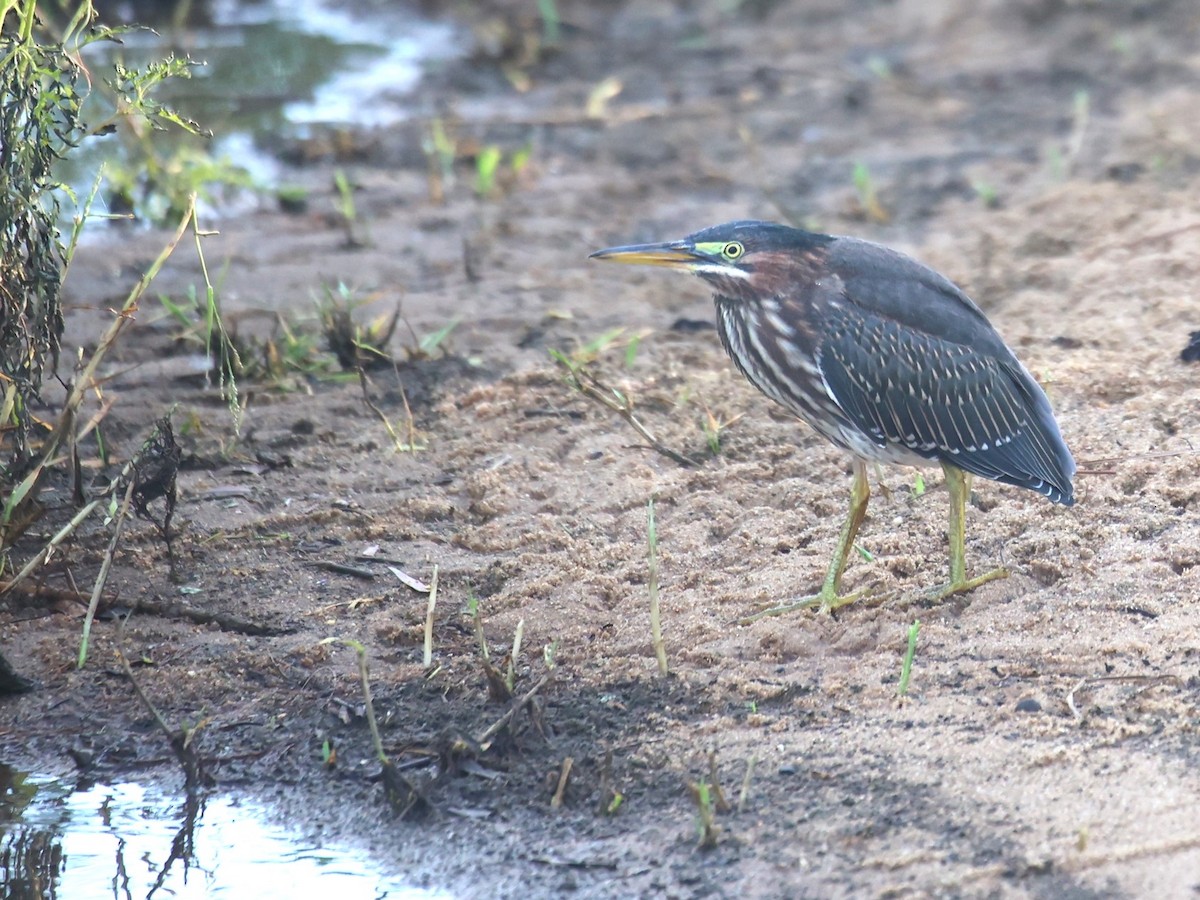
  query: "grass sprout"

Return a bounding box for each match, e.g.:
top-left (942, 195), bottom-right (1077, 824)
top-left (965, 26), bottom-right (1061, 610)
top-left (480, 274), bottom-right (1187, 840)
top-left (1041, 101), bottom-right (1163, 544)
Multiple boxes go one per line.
top-left (475, 146), bottom-right (502, 196)
top-left (686, 777), bottom-right (719, 848)
top-left (852, 161), bottom-right (889, 223)
top-left (648, 498), bottom-right (667, 676)
top-left (317, 282), bottom-right (399, 370)
top-left (550, 349), bottom-right (697, 467)
top-left (897, 619), bottom-right (921, 697)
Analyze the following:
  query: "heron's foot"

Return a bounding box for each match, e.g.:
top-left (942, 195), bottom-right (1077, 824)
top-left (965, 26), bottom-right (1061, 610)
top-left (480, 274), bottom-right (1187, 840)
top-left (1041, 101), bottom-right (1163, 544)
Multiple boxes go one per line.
top-left (924, 566), bottom-right (1009, 603)
top-left (738, 586), bottom-right (868, 625)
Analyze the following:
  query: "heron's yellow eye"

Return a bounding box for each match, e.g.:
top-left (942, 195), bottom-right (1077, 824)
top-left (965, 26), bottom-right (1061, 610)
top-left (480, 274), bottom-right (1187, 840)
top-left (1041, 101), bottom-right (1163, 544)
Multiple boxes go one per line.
top-left (722, 241), bottom-right (745, 260)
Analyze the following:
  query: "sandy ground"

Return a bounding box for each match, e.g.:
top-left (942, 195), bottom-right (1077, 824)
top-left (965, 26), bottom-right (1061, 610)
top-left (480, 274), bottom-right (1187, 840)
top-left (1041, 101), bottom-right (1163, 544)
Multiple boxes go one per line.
top-left (4, 0), bottom-right (1200, 896)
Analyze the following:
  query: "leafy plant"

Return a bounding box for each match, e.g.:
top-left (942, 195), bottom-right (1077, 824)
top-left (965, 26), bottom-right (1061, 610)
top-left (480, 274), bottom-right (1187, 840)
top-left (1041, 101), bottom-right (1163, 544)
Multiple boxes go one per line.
top-left (0, 3), bottom-right (86, 465)
top-left (317, 282), bottom-right (399, 370)
top-left (0, 2), bottom-right (234, 467)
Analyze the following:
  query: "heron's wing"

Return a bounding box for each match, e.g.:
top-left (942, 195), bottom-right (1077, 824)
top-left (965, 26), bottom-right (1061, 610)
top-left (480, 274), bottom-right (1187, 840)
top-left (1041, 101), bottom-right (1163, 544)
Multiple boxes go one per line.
top-left (816, 297), bottom-right (1075, 504)
top-left (826, 237), bottom-right (1009, 353)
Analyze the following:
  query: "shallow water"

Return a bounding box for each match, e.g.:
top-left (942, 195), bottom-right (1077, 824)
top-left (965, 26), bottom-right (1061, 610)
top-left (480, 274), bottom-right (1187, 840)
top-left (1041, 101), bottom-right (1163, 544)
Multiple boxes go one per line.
top-left (63, 0), bottom-right (461, 215)
top-left (0, 768), bottom-right (446, 899)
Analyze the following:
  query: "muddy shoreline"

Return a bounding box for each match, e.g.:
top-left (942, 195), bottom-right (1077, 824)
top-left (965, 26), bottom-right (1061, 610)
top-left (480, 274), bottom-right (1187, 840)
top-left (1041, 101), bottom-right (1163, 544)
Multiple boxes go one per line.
top-left (4, 1), bottom-right (1200, 896)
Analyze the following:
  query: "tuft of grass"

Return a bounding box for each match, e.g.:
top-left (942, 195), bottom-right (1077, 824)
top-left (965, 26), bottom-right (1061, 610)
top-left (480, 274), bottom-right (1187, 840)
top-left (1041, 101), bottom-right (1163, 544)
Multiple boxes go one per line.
top-left (852, 161), bottom-right (889, 223)
top-left (700, 407), bottom-right (743, 456)
top-left (475, 146), bottom-right (502, 197)
top-left (549, 348), bottom-right (697, 467)
top-left (538, 0), bottom-right (561, 45)
top-left (897, 619), bottom-right (921, 697)
top-left (316, 282), bottom-right (399, 370)
top-left (623, 332), bottom-right (642, 368)
top-left (573, 327), bottom-right (626, 364)
top-left (971, 179), bottom-right (999, 209)
top-left (511, 143), bottom-right (533, 175)
top-left (648, 498), bottom-right (668, 676)
top-left (416, 317), bottom-right (461, 358)
top-left (188, 211), bottom-right (243, 426)
top-left (737, 756), bottom-right (757, 813)
top-left (912, 472), bottom-right (926, 497)
top-left (422, 118), bottom-right (457, 203)
top-left (320, 637), bottom-right (428, 816)
top-left (560, 326), bottom-right (652, 368)
top-left (864, 54), bottom-right (894, 80)
top-left (686, 778), bottom-right (720, 849)
top-left (466, 592), bottom-right (518, 703)
top-left (276, 184), bottom-right (309, 214)
top-left (333, 169), bottom-right (369, 247)
top-left (598, 749), bottom-right (623, 816)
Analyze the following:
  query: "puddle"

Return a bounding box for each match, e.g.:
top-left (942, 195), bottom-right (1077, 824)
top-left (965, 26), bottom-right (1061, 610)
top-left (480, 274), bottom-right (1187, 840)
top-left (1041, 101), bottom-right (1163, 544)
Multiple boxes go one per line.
top-left (0, 766), bottom-right (447, 899)
top-left (62, 0), bottom-right (462, 216)
top-left (128, 0), bottom-right (462, 134)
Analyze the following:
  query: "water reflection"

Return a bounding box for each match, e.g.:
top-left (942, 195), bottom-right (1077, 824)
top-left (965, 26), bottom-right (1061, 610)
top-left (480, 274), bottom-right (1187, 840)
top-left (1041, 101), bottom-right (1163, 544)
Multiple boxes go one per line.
top-left (0, 767), bottom-right (446, 899)
top-left (94, 0), bottom-right (459, 135)
top-left (61, 0), bottom-right (460, 219)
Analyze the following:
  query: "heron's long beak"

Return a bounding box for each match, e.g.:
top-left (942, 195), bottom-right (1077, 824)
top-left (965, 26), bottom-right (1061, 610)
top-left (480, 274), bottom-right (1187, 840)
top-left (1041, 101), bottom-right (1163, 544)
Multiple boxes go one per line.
top-left (588, 241), bottom-right (702, 269)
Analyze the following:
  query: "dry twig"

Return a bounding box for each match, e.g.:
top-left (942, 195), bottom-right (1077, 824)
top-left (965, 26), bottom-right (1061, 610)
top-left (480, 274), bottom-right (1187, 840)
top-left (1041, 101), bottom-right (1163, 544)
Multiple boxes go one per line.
top-left (551, 353), bottom-right (697, 467)
top-left (477, 671), bottom-right (554, 750)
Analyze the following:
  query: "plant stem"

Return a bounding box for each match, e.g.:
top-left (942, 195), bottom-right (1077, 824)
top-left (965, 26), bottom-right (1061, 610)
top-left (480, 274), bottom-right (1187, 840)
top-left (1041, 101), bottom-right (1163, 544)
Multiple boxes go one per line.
top-left (898, 619), bottom-right (920, 697)
top-left (648, 499), bottom-right (667, 676)
top-left (422, 564), bottom-right (439, 668)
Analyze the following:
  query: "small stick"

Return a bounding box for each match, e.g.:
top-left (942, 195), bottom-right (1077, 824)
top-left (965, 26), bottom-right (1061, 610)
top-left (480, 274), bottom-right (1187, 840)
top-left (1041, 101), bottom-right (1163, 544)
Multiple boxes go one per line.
top-left (354, 643), bottom-right (386, 762)
top-left (309, 561), bottom-right (376, 580)
top-left (357, 367), bottom-right (405, 452)
top-left (477, 672), bottom-right (553, 749)
top-left (78, 479), bottom-right (137, 668)
top-left (1066, 677), bottom-right (1086, 722)
top-left (116, 623), bottom-right (209, 791)
top-left (551, 353), bottom-right (697, 467)
top-left (505, 617), bottom-right (525, 692)
top-left (550, 756), bottom-right (573, 809)
top-left (0, 580), bottom-right (88, 605)
top-left (469, 595), bottom-right (490, 662)
top-left (3, 499), bottom-right (102, 594)
top-left (647, 499), bottom-right (667, 676)
top-left (423, 565), bottom-right (439, 668)
top-left (737, 756), bottom-right (757, 813)
top-left (707, 751), bottom-right (731, 813)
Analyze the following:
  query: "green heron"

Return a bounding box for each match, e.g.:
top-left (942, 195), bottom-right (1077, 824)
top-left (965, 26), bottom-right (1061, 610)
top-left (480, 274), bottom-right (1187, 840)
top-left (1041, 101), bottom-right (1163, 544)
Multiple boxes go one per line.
top-left (590, 221), bottom-right (1075, 618)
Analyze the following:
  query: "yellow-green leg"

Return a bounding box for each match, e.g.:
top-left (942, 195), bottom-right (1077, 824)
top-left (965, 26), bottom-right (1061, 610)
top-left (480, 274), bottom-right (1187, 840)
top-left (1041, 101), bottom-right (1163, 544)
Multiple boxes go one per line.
top-left (739, 460), bottom-right (872, 624)
top-left (925, 463), bottom-right (1008, 601)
